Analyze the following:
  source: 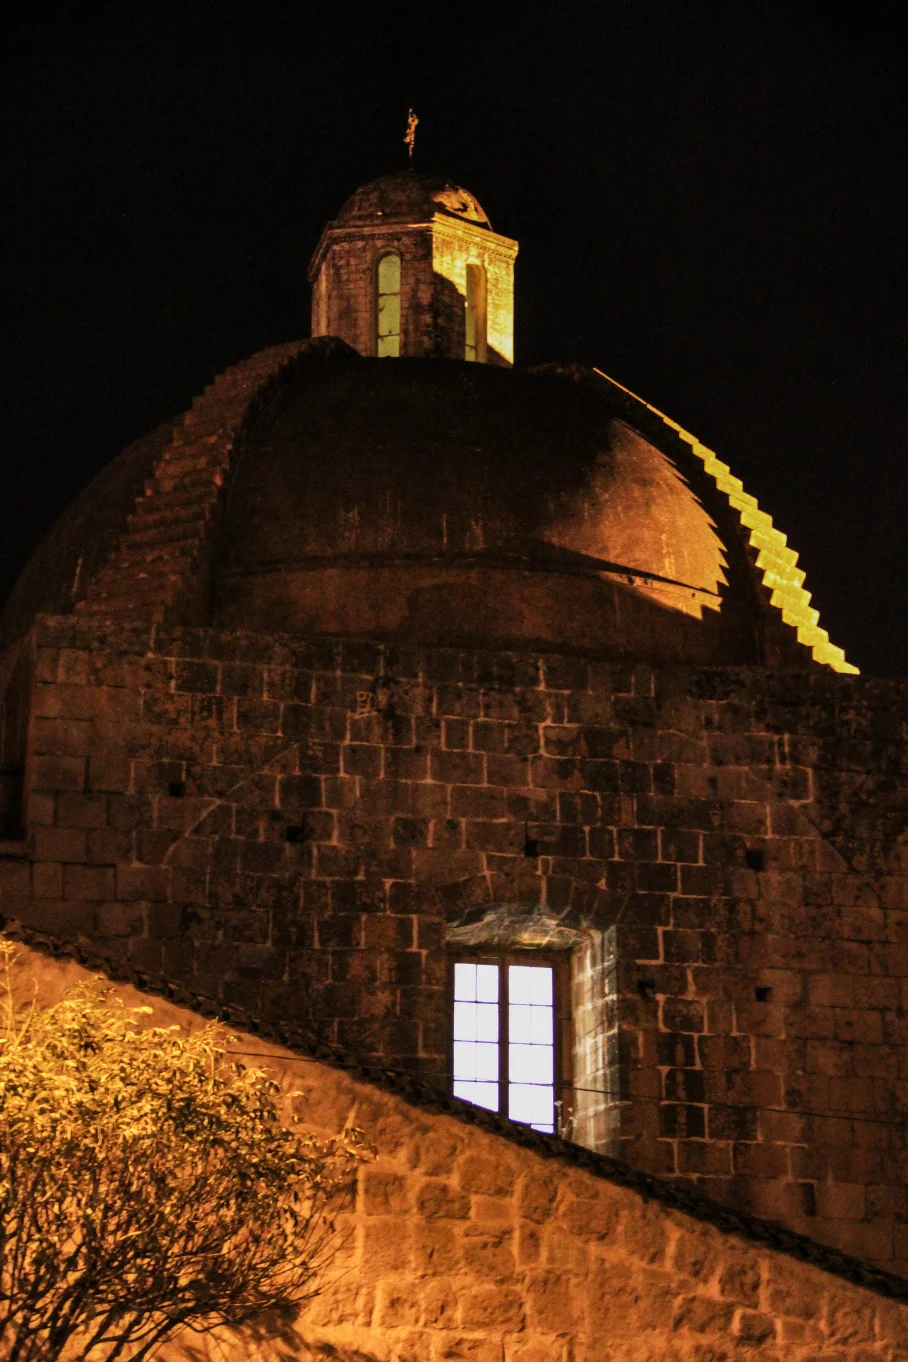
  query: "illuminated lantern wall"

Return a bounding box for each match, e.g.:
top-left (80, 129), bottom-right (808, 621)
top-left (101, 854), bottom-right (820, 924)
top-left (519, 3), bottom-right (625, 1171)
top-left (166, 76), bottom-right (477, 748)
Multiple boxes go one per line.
top-left (308, 171), bottom-right (518, 364)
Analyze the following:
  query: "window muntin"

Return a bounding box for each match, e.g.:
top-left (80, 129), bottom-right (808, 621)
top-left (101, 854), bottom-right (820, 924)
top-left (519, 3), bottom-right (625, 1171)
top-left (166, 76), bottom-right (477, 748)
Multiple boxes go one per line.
top-left (464, 261), bottom-right (487, 362)
top-left (375, 251), bottom-right (401, 357)
top-left (452, 954), bottom-right (562, 1134)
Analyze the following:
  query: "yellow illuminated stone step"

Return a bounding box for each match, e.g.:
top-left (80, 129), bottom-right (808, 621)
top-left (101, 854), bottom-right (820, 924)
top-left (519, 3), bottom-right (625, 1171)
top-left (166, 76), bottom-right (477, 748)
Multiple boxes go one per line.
top-left (591, 366), bottom-right (858, 674)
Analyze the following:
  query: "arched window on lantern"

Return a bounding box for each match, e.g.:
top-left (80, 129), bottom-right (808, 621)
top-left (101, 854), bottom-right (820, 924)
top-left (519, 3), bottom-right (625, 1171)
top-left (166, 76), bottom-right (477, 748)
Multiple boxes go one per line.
top-left (464, 262), bottom-right (487, 362)
top-left (375, 251), bottom-right (402, 357)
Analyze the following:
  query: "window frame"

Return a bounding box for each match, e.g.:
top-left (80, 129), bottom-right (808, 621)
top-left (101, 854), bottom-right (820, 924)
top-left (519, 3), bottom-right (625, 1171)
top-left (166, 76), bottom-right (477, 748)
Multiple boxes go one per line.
top-left (447, 947), bottom-right (573, 1135)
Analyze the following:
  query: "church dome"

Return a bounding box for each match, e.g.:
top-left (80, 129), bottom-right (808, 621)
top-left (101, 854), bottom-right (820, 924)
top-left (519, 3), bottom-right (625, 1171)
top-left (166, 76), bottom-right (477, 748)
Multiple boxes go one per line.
top-left (0, 167), bottom-right (855, 672)
top-left (2, 338), bottom-right (851, 670)
top-left (334, 170), bottom-right (492, 229)
top-left (212, 354), bottom-right (752, 661)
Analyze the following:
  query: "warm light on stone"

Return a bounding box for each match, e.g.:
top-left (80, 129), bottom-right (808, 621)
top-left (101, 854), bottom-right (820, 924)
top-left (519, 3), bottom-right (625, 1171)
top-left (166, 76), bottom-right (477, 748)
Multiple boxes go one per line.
top-left (0, 166), bottom-right (899, 1362)
top-left (308, 170), bottom-right (517, 363)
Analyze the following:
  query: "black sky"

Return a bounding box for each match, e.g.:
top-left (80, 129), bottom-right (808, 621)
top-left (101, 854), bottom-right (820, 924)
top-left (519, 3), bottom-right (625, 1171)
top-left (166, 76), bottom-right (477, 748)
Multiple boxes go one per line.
top-left (2, 1), bottom-right (906, 673)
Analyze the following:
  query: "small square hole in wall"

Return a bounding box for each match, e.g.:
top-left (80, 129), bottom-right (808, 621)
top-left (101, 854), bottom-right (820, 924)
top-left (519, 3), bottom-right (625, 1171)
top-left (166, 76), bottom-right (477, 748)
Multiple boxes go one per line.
top-left (168, 781), bottom-right (186, 798)
top-left (285, 824), bottom-right (308, 844)
top-left (637, 978), bottom-right (656, 999)
top-left (755, 986), bottom-right (773, 1003)
top-left (523, 836), bottom-right (540, 857)
top-left (745, 849), bottom-right (765, 872)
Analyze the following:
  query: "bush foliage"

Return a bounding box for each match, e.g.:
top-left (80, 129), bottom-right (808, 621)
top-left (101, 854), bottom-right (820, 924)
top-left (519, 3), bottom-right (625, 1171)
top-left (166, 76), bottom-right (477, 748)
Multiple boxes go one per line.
top-left (0, 944), bottom-right (368, 1361)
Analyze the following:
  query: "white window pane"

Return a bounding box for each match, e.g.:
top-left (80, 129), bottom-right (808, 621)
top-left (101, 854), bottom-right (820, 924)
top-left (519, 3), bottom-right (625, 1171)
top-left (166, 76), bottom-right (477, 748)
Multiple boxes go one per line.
top-left (453, 1000), bottom-right (476, 1041)
top-left (508, 1083), bottom-right (535, 1124)
top-left (509, 1003), bottom-right (533, 1042)
top-left (453, 1040), bottom-right (476, 1080)
top-left (509, 1043), bottom-right (534, 1084)
top-left (508, 966), bottom-right (533, 1004)
top-left (530, 1007), bottom-right (553, 1046)
top-left (475, 1002), bottom-right (499, 1043)
top-left (476, 964), bottom-right (499, 1002)
top-left (454, 962), bottom-right (477, 1002)
top-left (454, 1079), bottom-right (498, 1113)
top-left (536, 1047), bottom-right (554, 1086)
top-left (519, 1045), bottom-right (553, 1086)
top-left (531, 1085), bottom-right (554, 1126)
top-left (474, 1042), bottom-right (499, 1082)
top-left (530, 968), bottom-right (553, 1006)
top-left (376, 333), bottom-right (400, 358)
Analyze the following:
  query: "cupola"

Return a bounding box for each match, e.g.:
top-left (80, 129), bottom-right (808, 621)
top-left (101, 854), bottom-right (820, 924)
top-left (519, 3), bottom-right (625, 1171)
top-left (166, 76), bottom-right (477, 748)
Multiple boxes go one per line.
top-left (307, 171), bottom-right (518, 364)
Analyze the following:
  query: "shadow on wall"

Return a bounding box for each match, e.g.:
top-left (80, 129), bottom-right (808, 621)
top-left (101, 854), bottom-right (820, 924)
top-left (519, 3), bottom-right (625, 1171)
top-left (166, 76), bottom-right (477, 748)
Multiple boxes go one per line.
top-left (213, 553), bottom-right (759, 663)
top-left (428, 271), bottom-right (510, 366)
top-left (173, 1313), bottom-right (381, 1362)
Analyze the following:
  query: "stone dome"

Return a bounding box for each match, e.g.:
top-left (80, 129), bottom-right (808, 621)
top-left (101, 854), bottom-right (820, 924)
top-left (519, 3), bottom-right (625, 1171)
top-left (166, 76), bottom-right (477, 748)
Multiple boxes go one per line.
top-left (2, 339), bottom-right (852, 670)
top-left (212, 356), bottom-right (751, 661)
top-left (334, 171), bottom-right (492, 229)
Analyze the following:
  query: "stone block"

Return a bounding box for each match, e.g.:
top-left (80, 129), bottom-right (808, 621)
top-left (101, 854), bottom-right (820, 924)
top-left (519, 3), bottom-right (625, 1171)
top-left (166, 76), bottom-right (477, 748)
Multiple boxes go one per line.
top-left (458, 1285), bottom-right (525, 1331)
top-left (458, 1152), bottom-right (516, 1197)
top-left (62, 863), bottom-right (115, 901)
top-left (31, 754), bottom-right (87, 792)
top-left (33, 826), bottom-right (89, 862)
top-left (56, 792), bottom-right (109, 829)
top-left (522, 1272), bottom-right (576, 1334)
top-left (717, 1254), bottom-right (762, 1306)
top-left (31, 862), bottom-right (63, 898)
top-left (116, 865), bottom-right (171, 902)
top-left (95, 901), bottom-right (144, 937)
top-left (671, 1294), bottom-right (736, 1333)
top-left (173, 659), bottom-right (218, 694)
top-left (734, 1309), bottom-right (776, 1343)
top-left (0, 860), bottom-right (31, 896)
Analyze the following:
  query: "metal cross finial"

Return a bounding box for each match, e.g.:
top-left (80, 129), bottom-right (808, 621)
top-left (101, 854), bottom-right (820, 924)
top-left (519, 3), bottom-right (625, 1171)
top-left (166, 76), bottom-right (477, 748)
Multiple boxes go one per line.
top-left (404, 108), bottom-right (419, 161)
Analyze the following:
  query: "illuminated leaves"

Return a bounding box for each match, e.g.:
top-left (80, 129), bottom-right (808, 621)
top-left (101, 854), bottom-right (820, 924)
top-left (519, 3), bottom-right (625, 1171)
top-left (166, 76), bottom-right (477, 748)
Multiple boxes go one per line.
top-left (0, 943), bottom-right (369, 1361)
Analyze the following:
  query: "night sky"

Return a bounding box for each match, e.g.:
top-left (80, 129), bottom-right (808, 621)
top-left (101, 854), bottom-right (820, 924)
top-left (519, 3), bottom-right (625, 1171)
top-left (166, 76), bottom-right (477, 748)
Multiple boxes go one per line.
top-left (3, 2), bottom-right (906, 673)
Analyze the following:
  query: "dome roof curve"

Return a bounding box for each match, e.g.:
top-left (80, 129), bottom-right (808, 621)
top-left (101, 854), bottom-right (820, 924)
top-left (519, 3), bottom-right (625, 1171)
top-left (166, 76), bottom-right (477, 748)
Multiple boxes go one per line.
top-left (334, 171), bottom-right (492, 230)
top-left (213, 357), bottom-right (749, 661)
top-left (1, 338), bottom-right (854, 671)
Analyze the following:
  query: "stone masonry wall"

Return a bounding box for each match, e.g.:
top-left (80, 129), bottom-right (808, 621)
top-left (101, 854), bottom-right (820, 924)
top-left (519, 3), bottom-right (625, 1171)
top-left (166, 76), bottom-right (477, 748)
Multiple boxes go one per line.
top-left (1, 614), bottom-right (907, 1273)
top-left (311, 219), bottom-right (515, 363)
top-left (313, 227), bottom-right (451, 359)
top-left (7, 941), bottom-right (908, 1362)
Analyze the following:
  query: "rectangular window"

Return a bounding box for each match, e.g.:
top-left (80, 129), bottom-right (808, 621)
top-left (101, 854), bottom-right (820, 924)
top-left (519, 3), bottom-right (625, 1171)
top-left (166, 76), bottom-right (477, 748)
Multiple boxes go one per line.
top-left (451, 953), bottom-right (568, 1135)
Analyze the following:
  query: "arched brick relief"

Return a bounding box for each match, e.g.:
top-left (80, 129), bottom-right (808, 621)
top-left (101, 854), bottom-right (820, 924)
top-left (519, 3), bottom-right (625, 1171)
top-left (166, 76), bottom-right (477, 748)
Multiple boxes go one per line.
top-left (75, 337), bottom-right (359, 626)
